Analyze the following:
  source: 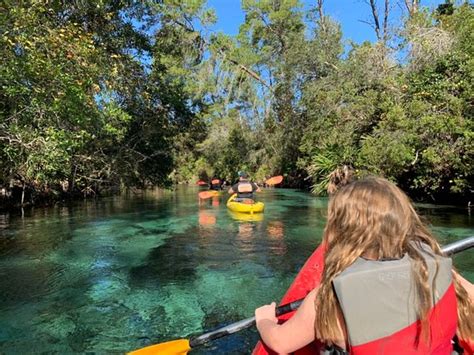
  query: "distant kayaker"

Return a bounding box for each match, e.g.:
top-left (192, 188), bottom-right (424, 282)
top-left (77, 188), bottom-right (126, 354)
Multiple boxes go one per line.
top-left (228, 171), bottom-right (261, 201)
top-left (255, 177), bottom-right (474, 354)
top-left (210, 178), bottom-right (221, 190)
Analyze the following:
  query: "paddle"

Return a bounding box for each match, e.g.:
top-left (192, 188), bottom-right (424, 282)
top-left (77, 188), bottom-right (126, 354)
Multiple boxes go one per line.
top-left (128, 236), bottom-right (474, 355)
top-left (198, 190), bottom-right (219, 199)
top-left (265, 175), bottom-right (283, 186)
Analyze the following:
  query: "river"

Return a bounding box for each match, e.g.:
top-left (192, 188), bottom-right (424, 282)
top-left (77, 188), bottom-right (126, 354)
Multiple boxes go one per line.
top-left (0, 186), bottom-right (472, 354)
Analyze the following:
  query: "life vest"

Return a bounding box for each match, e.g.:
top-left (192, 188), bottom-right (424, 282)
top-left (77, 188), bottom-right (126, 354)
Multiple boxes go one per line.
top-left (234, 182), bottom-right (257, 199)
top-left (332, 245), bottom-right (457, 354)
top-left (237, 182), bottom-right (254, 193)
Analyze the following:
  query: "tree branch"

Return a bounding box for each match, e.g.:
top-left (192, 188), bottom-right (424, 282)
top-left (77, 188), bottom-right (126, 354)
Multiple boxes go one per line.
top-left (403, 0), bottom-right (419, 17)
top-left (220, 51), bottom-right (271, 89)
top-left (316, 0), bottom-right (326, 32)
top-left (383, 0), bottom-right (389, 42)
top-left (369, 0), bottom-right (382, 40)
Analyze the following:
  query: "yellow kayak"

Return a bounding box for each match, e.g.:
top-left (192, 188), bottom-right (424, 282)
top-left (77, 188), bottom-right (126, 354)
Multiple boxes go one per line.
top-left (226, 194), bottom-right (264, 214)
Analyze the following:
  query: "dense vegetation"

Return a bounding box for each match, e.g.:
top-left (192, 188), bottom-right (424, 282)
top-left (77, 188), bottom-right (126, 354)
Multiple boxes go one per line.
top-left (1, 0), bottom-right (472, 207)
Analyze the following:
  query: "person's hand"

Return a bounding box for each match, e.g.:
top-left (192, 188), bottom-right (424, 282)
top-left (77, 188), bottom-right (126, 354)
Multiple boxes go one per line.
top-left (255, 302), bottom-right (278, 325)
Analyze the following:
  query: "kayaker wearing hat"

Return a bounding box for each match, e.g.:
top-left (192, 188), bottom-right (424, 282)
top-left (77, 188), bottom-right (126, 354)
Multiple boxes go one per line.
top-left (209, 178), bottom-right (222, 191)
top-left (255, 177), bottom-right (473, 354)
top-left (228, 171), bottom-right (261, 202)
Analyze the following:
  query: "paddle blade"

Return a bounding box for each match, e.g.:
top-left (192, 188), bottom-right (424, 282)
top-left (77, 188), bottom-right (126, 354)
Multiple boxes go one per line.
top-left (198, 191), bottom-right (218, 199)
top-left (128, 339), bottom-right (191, 355)
top-left (265, 175), bottom-right (283, 186)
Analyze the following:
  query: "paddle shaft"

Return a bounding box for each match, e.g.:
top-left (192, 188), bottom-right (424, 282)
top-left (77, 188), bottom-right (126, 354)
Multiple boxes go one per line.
top-left (442, 236), bottom-right (474, 256)
top-left (189, 299), bottom-right (302, 348)
top-left (189, 236), bottom-right (474, 348)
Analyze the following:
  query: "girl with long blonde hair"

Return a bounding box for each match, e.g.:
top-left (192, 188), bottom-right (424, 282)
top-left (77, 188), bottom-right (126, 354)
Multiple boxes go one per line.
top-left (255, 177), bottom-right (473, 354)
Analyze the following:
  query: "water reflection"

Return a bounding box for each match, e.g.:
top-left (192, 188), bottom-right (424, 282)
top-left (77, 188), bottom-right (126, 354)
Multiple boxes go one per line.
top-left (238, 223), bottom-right (254, 240)
top-left (198, 210), bottom-right (217, 227)
top-left (211, 197), bottom-right (220, 207)
top-left (267, 221), bottom-right (284, 239)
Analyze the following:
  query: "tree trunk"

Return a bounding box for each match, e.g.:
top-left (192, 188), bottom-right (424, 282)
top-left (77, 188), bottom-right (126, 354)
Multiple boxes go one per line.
top-left (21, 182), bottom-right (25, 206)
top-left (68, 163), bottom-right (77, 194)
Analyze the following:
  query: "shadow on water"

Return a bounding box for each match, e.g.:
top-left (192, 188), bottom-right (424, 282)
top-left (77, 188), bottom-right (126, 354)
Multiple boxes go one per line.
top-left (129, 229), bottom-right (201, 288)
top-left (0, 186), bottom-right (472, 354)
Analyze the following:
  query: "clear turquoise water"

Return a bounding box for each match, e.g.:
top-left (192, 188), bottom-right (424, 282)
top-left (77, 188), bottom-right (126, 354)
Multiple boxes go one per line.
top-left (0, 187), bottom-right (472, 354)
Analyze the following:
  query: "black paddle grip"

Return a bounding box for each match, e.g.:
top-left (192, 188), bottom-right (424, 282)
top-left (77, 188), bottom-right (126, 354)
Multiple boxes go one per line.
top-left (275, 299), bottom-right (304, 317)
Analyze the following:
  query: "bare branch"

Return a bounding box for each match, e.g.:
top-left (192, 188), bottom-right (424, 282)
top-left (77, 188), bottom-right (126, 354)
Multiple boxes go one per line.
top-left (411, 150), bottom-right (419, 165)
top-left (369, 0), bottom-right (382, 40)
top-left (407, 26), bottom-right (452, 70)
top-left (222, 53), bottom-right (271, 89)
top-left (317, 0), bottom-right (325, 18)
top-left (316, 0), bottom-right (326, 32)
top-left (363, 0), bottom-right (391, 42)
top-left (383, 0), bottom-right (389, 42)
top-left (405, 0), bottom-right (420, 17)
top-left (323, 61), bottom-right (339, 71)
top-left (358, 19), bottom-right (377, 29)
top-left (403, 0), bottom-right (419, 17)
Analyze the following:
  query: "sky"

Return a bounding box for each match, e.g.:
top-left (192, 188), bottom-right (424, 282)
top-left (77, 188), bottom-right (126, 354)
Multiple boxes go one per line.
top-left (205, 0), bottom-right (448, 43)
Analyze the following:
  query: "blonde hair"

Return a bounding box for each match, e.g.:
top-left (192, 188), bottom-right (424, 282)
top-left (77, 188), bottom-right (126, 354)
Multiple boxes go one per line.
top-left (314, 177), bottom-right (473, 345)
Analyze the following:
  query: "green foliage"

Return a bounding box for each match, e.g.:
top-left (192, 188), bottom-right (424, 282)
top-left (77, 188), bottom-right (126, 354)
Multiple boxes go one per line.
top-left (1, 0), bottom-right (472, 205)
top-left (0, 0), bottom-right (211, 203)
top-left (306, 152), bottom-right (339, 195)
top-left (299, 4), bottom-right (473, 199)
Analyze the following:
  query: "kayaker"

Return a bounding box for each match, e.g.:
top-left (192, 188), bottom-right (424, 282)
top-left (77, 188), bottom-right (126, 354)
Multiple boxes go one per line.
top-left (255, 177), bottom-right (473, 354)
top-left (210, 178), bottom-right (221, 190)
top-left (228, 171), bottom-right (261, 201)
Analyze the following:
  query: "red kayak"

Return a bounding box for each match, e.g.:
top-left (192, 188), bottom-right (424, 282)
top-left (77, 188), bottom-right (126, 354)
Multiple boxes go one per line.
top-left (252, 243), bottom-right (327, 355)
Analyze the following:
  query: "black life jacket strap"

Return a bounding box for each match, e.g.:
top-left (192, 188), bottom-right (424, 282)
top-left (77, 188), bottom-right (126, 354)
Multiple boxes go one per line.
top-left (452, 334), bottom-right (464, 354)
top-left (321, 344), bottom-right (349, 355)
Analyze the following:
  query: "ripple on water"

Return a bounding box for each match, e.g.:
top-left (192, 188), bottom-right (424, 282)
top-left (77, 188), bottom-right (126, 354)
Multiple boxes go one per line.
top-left (0, 261), bottom-right (66, 308)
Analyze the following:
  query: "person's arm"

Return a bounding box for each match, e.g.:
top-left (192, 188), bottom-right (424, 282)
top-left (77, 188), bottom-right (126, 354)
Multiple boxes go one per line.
top-left (229, 182), bottom-right (240, 194)
top-left (252, 182), bottom-right (261, 193)
top-left (255, 289), bottom-right (318, 354)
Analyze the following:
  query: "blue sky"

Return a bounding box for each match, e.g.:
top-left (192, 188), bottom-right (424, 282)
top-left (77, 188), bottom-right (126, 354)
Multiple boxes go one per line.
top-left (206, 0), bottom-right (448, 43)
